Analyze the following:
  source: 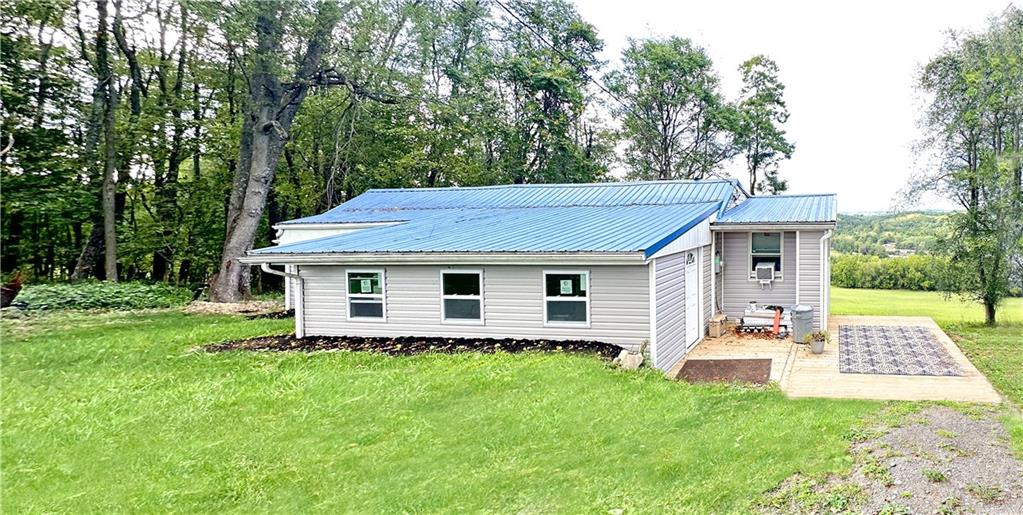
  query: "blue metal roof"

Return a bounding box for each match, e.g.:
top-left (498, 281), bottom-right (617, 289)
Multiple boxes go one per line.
top-left (280, 179), bottom-right (740, 225)
top-left (254, 203), bottom-right (719, 257)
top-left (716, 194), bottom-right (837, 224)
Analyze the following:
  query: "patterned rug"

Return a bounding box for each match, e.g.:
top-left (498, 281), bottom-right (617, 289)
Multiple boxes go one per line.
top-left (838, 325), bottom-right (961, 377)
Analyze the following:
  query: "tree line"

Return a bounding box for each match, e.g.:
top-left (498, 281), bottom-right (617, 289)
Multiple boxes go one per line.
top-left (1, 0), bottom-right (795, 300)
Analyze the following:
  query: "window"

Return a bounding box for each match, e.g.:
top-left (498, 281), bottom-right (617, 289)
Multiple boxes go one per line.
top-left (346, 270), bottom-right (385, 320)
top-left (543, 270), bottom-right (589, 325)
top-left (441, 270), bottom-right (483, 324)
top-left (750, 232), bottom-right (783, 279)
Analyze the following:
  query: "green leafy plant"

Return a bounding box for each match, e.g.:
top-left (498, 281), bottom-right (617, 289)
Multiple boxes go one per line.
top-left (922, 468), bottom-right (947, 482)
top-left (803, 330), bottom-right (830, 344)
top-left (965, 483), bottom-right (1002, 503)
top-left (17, 281), bottom-right (192, 311)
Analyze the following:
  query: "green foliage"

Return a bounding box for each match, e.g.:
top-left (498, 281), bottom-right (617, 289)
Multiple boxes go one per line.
top-left (831, 253), bottom-right (952, 291)
top-left (834, 212), bottom-right (949, 256)
top-left (964, 483), bottom-right (1003, 503)
top-left (0, 310), bottom-right (877, 512)
top-left (17, 281), bottom-right (192, 310)
top-left (914, 7), bottom-right (1023, 324)
top-left (922, 468), bottom-right (947, 482)
top-left (802, 330), bottom-right (830, 344)
top-left (606, 36), bottom-right (738, 180)
top-left (735, 55), bottom-right (794, 195)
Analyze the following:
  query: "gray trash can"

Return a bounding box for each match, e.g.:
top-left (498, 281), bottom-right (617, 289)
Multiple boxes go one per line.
top-left (791, 305), bottom-right (814, 343)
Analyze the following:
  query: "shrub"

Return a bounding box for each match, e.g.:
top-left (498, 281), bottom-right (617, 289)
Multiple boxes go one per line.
top-left (17, 281), bottom-right (193, 311)
top-left (831, 253), bottom-right (951, 291)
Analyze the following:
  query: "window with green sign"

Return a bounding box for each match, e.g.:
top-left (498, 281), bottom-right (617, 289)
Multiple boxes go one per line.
top-left (543, 270), bottom-right (589, 325)
top-left (346, 270), bottom-right (385, 319)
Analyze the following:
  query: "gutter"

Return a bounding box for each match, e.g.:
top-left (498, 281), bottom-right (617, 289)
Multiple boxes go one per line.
top-left (259, 262), bottom-right (300, 279)
top-left (240, 251), bottom-right (648, 266)
top-left (711, 223), bottom-right (836, 232)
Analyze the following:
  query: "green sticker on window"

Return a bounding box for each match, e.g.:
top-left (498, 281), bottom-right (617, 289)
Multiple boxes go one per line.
top-left (560, 279), bottom-right (572, 295)
top-left (360, 279), bottom-right (372, 293)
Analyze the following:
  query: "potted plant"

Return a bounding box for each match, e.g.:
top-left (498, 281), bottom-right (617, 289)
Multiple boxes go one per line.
top-left (804, 330), bottom-right (829, 354)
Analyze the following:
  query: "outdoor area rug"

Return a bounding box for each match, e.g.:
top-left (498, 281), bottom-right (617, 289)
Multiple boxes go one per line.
top-left (838, 325), bottom-right (961, 376)
top-left (676, 359), bottom-right (772, 385)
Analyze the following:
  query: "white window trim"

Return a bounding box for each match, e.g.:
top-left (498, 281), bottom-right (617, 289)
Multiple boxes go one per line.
top-left (542, 269), bottom-right (591, 328)
top-left (345, 268), bottom-right (386, 322)
top-left (748, 231), bottom-right (784, 281)
top-left (440, 269), bottom-right (484, 325)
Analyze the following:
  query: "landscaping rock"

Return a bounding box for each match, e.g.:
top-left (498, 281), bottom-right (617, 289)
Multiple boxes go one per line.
top-left (613, 350), bottom-right (644, 370)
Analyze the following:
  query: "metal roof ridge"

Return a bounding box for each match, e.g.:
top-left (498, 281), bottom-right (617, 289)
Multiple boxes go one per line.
top-left (362, 178), bottom-right (737, 193)
top-left (737, 193), bottom-right (836, 199)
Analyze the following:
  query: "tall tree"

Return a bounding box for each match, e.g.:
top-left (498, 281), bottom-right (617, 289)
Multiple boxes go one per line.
top-left (211, 0), bottom-right (399, 301)
top-left (912, 7), bottom-right (1023, 325)
top-left (606, 36), bottom-right (737, 180)
top-left (735, 55), bottom-right (793, 195)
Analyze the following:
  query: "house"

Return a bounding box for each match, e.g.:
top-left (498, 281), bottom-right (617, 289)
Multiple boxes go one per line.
top-left (241, 180), bottom-right (836, 371)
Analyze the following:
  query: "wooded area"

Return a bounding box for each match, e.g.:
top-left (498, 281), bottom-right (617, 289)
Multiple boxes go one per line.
top-left (1, 0), bottom-right (793, 300)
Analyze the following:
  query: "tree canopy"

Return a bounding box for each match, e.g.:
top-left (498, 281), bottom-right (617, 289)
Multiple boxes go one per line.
top-left (911, 6), bottom-right (1023, 325)
top-left (1, 0), bottom-right (795, 295)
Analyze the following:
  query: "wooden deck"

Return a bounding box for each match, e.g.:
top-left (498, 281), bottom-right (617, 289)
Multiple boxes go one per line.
top-left (669, 315), bottom-right (1002, 403)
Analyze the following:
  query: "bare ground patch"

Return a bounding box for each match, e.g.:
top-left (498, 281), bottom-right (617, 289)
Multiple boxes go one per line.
top-left (758, 405), bottom-right (1023, 514)
top-left (184, 300), bottom-right (283, 316)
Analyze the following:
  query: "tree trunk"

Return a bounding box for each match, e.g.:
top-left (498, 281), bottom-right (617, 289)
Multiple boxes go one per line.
top-left (984, 301), bottom-right (996, 326)
top-left (97, 0), bottom-right (118, 281)
top-left (210, 4), bottom-right (339, 302)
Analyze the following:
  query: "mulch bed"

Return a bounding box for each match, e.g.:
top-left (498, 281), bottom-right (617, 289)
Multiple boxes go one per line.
top-left (676, 358), bottom-right (772, 385)
top-left (204, 334), bottom-right (623, 359)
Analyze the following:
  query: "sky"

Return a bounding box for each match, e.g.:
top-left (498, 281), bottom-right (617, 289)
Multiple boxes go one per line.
top-left (573, 0), bottom-right (1019, 213)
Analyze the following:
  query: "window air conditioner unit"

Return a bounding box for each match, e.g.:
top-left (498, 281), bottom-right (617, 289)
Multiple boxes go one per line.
top-left (755, 263), bottom-right (775, 287)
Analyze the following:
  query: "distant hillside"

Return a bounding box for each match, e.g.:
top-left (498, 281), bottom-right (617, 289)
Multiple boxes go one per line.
top-left (834, 212), bottom-right (949, 256)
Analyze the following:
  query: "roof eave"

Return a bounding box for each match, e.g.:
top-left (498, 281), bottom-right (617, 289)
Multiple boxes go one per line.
top-left (239, 251), bottom-right (648, 266)
top-left (711, 221), bottom-right (837, 231)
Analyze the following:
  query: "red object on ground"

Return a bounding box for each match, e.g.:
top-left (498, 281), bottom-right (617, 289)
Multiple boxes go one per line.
top-left (772, 308), bottom-right (781, 336)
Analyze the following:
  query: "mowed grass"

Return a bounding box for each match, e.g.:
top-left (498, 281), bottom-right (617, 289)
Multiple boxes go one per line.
top-left (2, 310), bottom-right (875, 513)
top-left (830, 286), bottom-right (1023, 325)
top-left (832, 287), bottom-right (1023, 453)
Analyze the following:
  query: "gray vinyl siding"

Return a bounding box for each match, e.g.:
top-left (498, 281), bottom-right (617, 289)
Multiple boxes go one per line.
top-left (797, 231), bottom-right (825, 328)
top-left (298, 264), bottom-right (650, 349)
top-left (718, 230), bottom-right (827, 330)
top-left (651, 244), bottom-right (711, 371)
top-left (653, 252), bottom-right (688, 370)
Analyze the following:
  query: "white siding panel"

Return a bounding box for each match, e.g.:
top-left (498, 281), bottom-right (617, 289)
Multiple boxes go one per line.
top-left (298, 264), bottom-right (650, 349)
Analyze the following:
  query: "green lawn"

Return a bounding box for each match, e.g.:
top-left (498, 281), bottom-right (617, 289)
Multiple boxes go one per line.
top-left (831, 286), bottom-right (1023, 325)
top-left (2, 310), bottom-right (875, 513)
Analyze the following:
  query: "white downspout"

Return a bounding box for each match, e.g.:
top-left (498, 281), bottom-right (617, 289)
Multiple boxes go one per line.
top-left (260, 263), bottom-right (305, 337)
top-left (818, 230), bottom-right (833, 329)
top-left (710, 233), bottom-right (716, 315)
top-left (795, 231), bottom-right (801, 305)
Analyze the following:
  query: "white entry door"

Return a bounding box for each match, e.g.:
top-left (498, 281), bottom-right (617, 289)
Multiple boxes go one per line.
top-left (684, 250), bottom-right (701, 349)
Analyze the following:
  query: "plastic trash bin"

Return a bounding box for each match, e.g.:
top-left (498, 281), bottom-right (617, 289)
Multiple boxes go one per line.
top-left (791, 305), bottom-right (814, 343)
